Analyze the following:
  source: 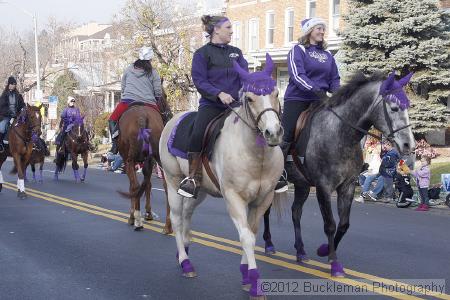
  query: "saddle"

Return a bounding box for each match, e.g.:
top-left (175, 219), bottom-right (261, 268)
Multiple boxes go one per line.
top-left (168, 110), bottom-right (231, 189)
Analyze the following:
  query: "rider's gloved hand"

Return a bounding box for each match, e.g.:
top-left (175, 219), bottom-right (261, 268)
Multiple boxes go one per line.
top-left (218, 92), bottom-right (234, 105)
top-left (314, 90), bottom-right (328, 99)
top-left (9, 118), bottom-right (14, 125)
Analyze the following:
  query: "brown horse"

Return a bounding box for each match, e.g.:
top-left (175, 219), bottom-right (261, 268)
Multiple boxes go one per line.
top-left (25, 142), bottom-right (45, 183)
top-left (0, 104), bottom-right (43, 198)
top-left (117, 102), bottom-right (172, 234)
top-left (54, 116), bottom-right (89, 182)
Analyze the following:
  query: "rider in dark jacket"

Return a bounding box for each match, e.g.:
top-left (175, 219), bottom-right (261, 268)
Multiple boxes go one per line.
top-left (0, 76), bottom-right (25, 152)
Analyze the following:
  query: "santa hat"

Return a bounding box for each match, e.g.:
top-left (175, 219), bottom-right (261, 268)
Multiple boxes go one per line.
top-left (301, 18), bottom-right (327, 37)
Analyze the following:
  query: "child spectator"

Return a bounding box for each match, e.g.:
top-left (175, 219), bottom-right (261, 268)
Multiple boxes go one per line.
top-left (393, 160), bottom-right (414, 206)
top-left (413, 156), bottom-right (431, 211)
top-left (379, 140), bottom-right (400, 203)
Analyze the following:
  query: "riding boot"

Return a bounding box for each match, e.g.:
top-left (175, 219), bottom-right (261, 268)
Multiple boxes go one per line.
top-left (178, 152), bottom-right (202, 198)
top-left (108, 120), bottom-right (119, 155)
top-left (274, 141), bottom-right (290, 193)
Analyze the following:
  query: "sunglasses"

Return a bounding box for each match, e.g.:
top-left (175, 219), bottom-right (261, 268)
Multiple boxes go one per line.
top-left (70, 100), bottom-right (75, 103)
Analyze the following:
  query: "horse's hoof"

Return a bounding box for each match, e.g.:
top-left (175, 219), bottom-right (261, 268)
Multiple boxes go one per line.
top-left (134, 226), bottom-right (144, 231)
top-left (296, 253), bottom-right (309, 263)
top-left (18, 192), bottom-right (27, 199)
top-left (181, 259), bottom-right (196, 278)
top-left (128, 218), bottom-right (134, 225)
top-left (317, 243), bottom-right (329, 257)
top-left (242, 284), bottom-right (251, 292)
top-left (250, 296), bottom-right (267, 300)
top-left (0, 183), bottom-right (3, 192)
top-left (39, 180), bottom-right (43, 184)
top-left (331, 261), bottom-right (346, 277)
top-left (144, 212), bottom-right (153, 221)
top-left (182, 271), bottom-right (197, 278)
top-left (264, 245), bottom-right (276, 255)
top-left (162, 227), bottom-right (173, 235)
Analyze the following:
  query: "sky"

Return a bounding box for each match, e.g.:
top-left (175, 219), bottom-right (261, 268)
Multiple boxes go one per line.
top-left (0, 0), bottom-right (225, 33)
top-left (0, 0), bottom-right (128, 32)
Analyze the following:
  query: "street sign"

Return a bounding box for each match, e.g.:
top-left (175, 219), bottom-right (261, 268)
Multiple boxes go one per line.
top-left (35, 89), bottom-right (43, 101)
top-left (48, 95), bottom-right (58, 104)
top-left (48, 104), bottom-right (57, 120)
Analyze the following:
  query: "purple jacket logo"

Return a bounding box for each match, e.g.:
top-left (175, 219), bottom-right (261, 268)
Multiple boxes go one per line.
top-left (229, 53), bottom-right (240, 59)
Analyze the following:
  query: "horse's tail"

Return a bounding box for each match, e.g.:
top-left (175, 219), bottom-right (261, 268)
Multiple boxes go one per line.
top-left (117, 156), bottom-right (153, 200)
top-left (271, 190), bottom-right (290, 221)
top-left (117, 115), bottom-right (153, 200)
top-left (55, 150), bottom-right (68, 172)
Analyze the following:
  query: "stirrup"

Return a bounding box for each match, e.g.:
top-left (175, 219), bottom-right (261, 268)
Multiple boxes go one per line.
top-left (275, 169), bottom-right (288, 193)
top-left (177, 177), bottom-right (197, 198)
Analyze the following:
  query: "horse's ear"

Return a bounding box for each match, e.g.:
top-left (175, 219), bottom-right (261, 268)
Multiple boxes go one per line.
top-left (38, 104), bottom-right (43, 110)
top-left (380, 71), bottom-right (396, 94)
top-left (263, 53), bottom-right (274, 76)
top-left (398, 72), bottom-right (413, 87)
top-left (233, 60), bottom-right (249, 81)
top-left (26, 103), bottom-right (30, 108)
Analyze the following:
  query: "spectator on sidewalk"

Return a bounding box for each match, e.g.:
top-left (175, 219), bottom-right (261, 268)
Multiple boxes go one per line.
top-left (413, 156), bottom-right (431, 211)
top-left (379, 140), bottom-right (400, 203)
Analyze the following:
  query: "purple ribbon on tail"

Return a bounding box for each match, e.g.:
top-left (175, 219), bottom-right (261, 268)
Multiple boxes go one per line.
top-left (138, 128), bottom-right (152, 155)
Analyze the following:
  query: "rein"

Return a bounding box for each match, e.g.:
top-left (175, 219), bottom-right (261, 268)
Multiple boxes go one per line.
top-left (12, 109), bottom-right (40, 146)
top-left (328, 93), bottom-right (411, 141)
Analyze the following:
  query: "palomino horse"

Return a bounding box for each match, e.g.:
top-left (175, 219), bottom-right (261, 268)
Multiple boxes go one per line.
top-left (117, 101), bottom-right (173, 234)
top-left (0, 104), bottom-right (43, 198)
top-left (262, 71), bottom-right (415, 277)
top-left (159, 54), bottom-right (284, 299)
top-left (54, 116), bottom-right (89, 182)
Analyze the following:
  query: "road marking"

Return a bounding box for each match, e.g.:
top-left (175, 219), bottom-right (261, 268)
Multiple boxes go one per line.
top-left (3, 182), bottom-right (448, 299)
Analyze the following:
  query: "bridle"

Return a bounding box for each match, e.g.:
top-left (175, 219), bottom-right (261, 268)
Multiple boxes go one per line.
top-left (328, 90), bottom-right (411, 141)
top-left (13, 108), bottom-right (41, 145)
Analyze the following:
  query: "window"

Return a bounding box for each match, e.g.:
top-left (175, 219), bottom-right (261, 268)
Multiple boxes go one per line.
top-left (332, 0), bottom-right (340, 33)
top-left (285, 8), bottom-right (294, 44)
top-left (248, 18), bottom-right (259, 51)
top-left (277, 68), bottom-right (289, 104)
top-left (266, 11), bottom-right (275, 47)
top-left (308, 0), bottom-right (316, 18)
top-left (233, 21), bottom-right (242, 48)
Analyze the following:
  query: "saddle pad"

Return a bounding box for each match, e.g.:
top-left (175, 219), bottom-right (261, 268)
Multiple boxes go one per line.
top-left (167, 111), bottom-right (227, 160)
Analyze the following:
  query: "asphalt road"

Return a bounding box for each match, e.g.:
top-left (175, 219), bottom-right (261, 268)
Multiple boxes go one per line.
top-left (1, 159), bottom-right (449, 300)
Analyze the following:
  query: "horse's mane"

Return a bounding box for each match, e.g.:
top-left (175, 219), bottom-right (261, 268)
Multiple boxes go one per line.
top-left (326, 71), bottom-right (385, 107)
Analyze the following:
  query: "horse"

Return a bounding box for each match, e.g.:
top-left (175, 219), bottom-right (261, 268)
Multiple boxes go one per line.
top-left (25, 141), bottom-right (46, 183)
top-left (54, 116), bottom-right (89, 182)
top-left (262, 71), bottom-right (416, 277)
top-left (117, 97), bottom-right (173, 235)
top-left (159, 53), bottom-right (285, 299)
top-left (0, 104), bottom-right (43, 198)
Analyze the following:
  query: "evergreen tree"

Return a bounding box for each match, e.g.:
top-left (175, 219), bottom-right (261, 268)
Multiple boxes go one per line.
top-left (340, 0), bottom-right (450, 133)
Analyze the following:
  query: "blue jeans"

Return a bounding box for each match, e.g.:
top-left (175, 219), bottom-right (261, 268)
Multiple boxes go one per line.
top-left (419, 188), bottom-right (429, 205)
top-left (107, 153), bottom-right (123, 172)
top-left (362, 174), bottom-right (384, 195)
top-left (382, 176), bottom-right (394, 198)
top-left (0, 118), bottom-right (10, 134)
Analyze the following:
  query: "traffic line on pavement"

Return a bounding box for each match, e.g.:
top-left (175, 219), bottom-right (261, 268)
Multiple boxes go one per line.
top-left (3, 182), bottom-right (448, 300)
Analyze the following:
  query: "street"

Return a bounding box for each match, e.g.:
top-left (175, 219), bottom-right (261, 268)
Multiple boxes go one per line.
top-left (1, 160), bottom-right (449, 299)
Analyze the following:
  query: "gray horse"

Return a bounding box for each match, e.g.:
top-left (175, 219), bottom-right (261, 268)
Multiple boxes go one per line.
top-left (263, 71), bottom-right (415, 277)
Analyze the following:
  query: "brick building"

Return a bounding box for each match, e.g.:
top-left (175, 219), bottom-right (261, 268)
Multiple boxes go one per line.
top-left (226, 0), bottom-right (345, 100)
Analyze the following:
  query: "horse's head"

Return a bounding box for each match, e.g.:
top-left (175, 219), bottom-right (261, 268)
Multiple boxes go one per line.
top-left (233, 53), bottom-right (283, 146)
top-left (370, 71), bottom-right (415, 154)
top-left (71, 115), bottom-right (85, 141)
top-left (25, 103), bottom-right (43, 139)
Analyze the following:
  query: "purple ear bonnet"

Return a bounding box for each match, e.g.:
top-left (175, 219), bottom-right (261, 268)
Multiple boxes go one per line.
top-left (379, 71), bottom-right (413, 110)
top-left (233, 53), bottom-right (276, 96)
